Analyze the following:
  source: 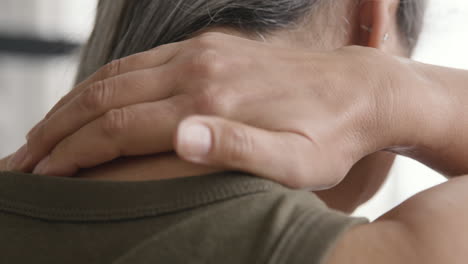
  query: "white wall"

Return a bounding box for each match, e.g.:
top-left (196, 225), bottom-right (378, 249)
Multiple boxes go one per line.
top-left (0, 0), bottom-right (97, 41)
top-left (0, 0), bottom-right (97, 158)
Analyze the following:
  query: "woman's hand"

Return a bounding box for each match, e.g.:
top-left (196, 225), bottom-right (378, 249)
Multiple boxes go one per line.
top-left (0, 156), bottom-right (11, 171)
top-left (8, 33), bottom-right (421, 189)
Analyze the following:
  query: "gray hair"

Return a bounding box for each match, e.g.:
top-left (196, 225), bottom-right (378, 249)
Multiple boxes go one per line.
top-left (76, 0), bottom-right (426, 83)
top-left (398, 0), bottom-right (427, 52)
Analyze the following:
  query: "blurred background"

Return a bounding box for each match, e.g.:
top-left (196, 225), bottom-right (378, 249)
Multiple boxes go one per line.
top-left (0, 0), bottom-right (467, 220)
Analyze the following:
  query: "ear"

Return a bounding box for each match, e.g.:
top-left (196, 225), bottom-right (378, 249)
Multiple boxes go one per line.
top-left (358, 0), bottom-right (396, 49)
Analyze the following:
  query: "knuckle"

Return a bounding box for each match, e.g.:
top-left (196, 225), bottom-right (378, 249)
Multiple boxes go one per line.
top-left (79, 80), bottom-right (114, 112)
top-left (27, 122), bottom-right (47, 149)
top-left (189, 49), bottom-right (228, 78)
top-left (193, 32), bottom-right (223, 48)
top-left (101, 108), bottom-right (131, 138)
top-left (24, 138), bottom-right (38, 162)
top-left (100, 59), bottom-right (122, 79)
top-left (53, 136), bottom-right (73, 156)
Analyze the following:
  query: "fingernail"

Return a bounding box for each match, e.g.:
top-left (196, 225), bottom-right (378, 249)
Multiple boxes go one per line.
top-left (7, 144), bottom-right (30, 171)
top-left (33, 156), bottom-right (50, 175)
top-left (178, 122), bottom-right (212, 161)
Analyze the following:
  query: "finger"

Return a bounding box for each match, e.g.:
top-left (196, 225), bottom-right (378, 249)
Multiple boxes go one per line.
top-left (27, 42), bottom-right (183, 138)
top-left (32, 97), bottom-right (189, 177)
top-left (21, 66), bottom-right (176, 172)
top-left (0, 154), bottom-right (13, 171)
top-left (47, 43), bottom-right (182, 117)
top-left (175, 116), bottom-right (340, 190)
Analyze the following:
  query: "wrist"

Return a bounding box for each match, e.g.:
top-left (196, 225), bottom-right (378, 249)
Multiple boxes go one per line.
top-left (351, 50), bottom-right (420, 156)
top-left (385, 60), bottom-right (458, 167)
top-left (329, 48), bottom-right (409, 161)
top-left (353, 52), bottom-right (445, 157)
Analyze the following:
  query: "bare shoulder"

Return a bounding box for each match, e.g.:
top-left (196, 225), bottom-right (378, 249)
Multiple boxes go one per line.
top-left (325, 219), bottom-right (416, 264)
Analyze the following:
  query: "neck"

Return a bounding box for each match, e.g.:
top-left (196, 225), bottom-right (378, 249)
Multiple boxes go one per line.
top-left (76, 153), bottom-right (222, 182)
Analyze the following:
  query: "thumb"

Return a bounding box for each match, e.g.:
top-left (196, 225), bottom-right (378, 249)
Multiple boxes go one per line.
top-left (175, 115), bottom-right (340, 190)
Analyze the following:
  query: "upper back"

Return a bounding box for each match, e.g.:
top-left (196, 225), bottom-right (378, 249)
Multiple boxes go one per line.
top-left (0, 171), bottom-right (364, 264)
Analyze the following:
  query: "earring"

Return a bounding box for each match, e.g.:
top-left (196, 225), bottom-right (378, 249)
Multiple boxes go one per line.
top-left (360, 24), bottom-right (373, 33)
top-left (383, 33), bottom-right (390, 42)
top-left (362, 25), bottom-right (390, 43)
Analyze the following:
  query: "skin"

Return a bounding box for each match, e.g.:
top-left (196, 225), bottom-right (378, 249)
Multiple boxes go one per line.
top-left (1, 0), bottom-right (468, 262)
top-left (1, 0), bottom-right (404, 213)
top-left (328, 175), bottom-right (468, 264)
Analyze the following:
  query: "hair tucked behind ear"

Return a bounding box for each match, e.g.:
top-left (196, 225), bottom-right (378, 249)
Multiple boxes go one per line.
top-left (76, 0), bottom-right (427, 84)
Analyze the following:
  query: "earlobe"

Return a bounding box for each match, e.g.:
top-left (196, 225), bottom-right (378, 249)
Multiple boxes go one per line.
top-left (358, 0), bottom-right (392, 49)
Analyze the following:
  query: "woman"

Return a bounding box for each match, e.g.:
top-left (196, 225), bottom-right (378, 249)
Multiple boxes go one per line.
top-left (2, 0), bottom-right (468, 263)
top-left (7, 0), bottom-right (428, 212)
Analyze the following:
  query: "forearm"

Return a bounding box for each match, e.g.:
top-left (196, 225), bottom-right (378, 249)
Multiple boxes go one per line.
top-left (328, 175), bottom-right (468, 264)
top-left (388, 60), bottom-right (468, 177)
top-left (380, 176), bottom-right (468, 263)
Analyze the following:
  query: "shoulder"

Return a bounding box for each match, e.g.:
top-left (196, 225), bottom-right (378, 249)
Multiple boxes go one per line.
top-left (116, 186), bottom-right (366, 264)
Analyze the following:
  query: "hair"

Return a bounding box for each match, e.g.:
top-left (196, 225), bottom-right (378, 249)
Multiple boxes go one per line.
top-left (76, 0), bottom-right (426, 83)
top-left (398, 0), bottom-right (427, 53)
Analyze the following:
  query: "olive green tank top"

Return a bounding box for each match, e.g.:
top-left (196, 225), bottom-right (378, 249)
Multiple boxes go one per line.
top-left (0, 171), bottom-right (366, 264)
